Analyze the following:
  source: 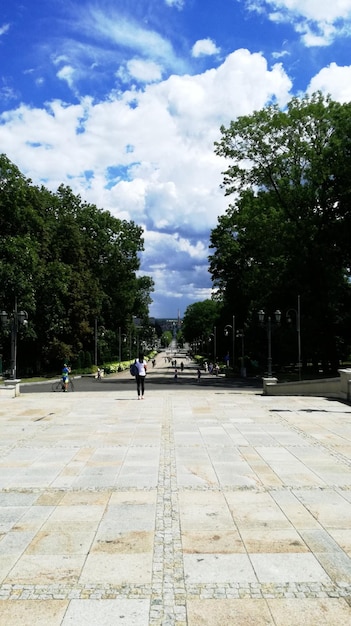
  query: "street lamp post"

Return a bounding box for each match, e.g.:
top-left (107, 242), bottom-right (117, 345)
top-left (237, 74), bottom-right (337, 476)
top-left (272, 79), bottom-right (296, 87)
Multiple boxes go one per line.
top-left (258, 309), bottom-right (281, 377)
top-left (94, 320), bottom-right (105, 367)
top-left (208, 326), bottom-right (217, 363)
top-left (286, 294), bottom-right (302, 380)
top-left (0, 299), bottom-right (28, 380)
top-left (118, 328), bottom-right (127, 363)
top-left (236, 329), bottom-right (245, 377)
top-left (94, 317), bottom-right (98, 366)
top-left (224, 315), bottom-right (236, 370)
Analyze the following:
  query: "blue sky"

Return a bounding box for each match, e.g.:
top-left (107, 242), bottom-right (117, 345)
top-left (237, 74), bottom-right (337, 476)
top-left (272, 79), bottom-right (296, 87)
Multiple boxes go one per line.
top-left (1, 1), bottom-right (351, 317)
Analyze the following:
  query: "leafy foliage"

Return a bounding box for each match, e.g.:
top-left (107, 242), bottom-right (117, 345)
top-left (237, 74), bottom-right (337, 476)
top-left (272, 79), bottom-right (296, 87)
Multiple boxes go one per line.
top-left (0, 155), bottom-right (154, 374)
top-left (210, 92), bottom-right (351, 370)
top-left (182, 300), bottom-right (221, 345)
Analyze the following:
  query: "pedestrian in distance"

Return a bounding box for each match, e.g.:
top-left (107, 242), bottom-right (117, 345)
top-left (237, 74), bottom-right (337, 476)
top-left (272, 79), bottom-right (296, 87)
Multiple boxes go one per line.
top-left (135, 353), bottom-right (147, 399)
top-left (197, 368), bottom-right (201, 383)
top-left (61, 363), bottom-right (71, 392)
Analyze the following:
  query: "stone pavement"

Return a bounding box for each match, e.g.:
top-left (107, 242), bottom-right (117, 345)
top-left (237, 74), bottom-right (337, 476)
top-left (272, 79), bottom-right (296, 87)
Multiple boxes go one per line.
top-left (1, 357), bottom-right (351, 625)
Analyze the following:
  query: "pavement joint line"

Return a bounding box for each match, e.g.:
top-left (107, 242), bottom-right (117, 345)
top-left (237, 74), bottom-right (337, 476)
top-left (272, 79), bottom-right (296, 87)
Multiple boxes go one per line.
top-left (275, 410), bottom-right (351, 468)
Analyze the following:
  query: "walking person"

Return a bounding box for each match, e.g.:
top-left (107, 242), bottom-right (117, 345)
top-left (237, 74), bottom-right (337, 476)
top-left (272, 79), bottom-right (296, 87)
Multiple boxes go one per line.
top-left (135, 353), bottom-right (147, 399)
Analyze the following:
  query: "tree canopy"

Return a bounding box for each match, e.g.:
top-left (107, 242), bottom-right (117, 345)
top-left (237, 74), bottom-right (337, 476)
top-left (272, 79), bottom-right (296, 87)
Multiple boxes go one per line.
top-left (209, 92), bottom-right (351, 371)
top-left (182, 299), bottom-right (221, 346)
top-left (0, 154), bottom-right (154, 374)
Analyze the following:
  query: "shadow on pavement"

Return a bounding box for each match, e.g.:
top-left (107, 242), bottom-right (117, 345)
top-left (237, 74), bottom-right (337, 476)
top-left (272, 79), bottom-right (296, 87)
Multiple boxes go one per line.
top-left (20, 372), bottom-right (263, 393)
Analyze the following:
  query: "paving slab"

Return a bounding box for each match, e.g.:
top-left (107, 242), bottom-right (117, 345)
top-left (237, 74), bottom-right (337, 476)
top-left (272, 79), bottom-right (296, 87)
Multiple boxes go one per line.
top-left (1, 360), bottom-right (351, 624)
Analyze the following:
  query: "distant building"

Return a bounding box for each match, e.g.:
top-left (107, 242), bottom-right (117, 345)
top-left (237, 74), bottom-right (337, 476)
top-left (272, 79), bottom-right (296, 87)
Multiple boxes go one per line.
top-left (155, 318), bottom-right (182, 333)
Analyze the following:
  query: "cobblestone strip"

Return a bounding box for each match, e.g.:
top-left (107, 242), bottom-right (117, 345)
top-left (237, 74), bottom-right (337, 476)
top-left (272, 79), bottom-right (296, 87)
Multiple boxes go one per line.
top-left (1, 581), bottom-right (350, 602)
top-left (186, 581), bottom-right (351, 600)
top-left (0, 583), bottom-right (151, 600)
top-left (149, 395), bottom-right (187, 626)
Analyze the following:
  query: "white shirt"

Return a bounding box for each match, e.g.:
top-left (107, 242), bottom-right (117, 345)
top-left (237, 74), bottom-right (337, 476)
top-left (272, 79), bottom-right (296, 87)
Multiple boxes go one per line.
top-left (135, 359), bottom-right (147, 376)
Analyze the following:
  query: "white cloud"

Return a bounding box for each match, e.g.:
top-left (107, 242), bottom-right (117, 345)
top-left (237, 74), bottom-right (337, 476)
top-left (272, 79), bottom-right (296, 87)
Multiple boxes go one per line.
top-left (245, 0), bottom-right (351, 46)
top-left (141, 230), bottom-right (212, 317)
top-left (0, 23), bottom-right (10, 36)
top-left (82, 8), bottom-right (186, 73)
top-left (192, 38), bottom-right (220, 58)
top-left (164, 0), bottom-right (185, 9)
top-left (271, 49), bottom-right (289, 59)
top-left (308, 62), bottom-right (351, 101)
top-left (126, 59), bottom-right (163, 83)
top-left (265, 0), bottom-right (351, 22)
top-left (0, 48), bottom-right (293, 316)
top-left (56, 65), bottom-right (76, 89)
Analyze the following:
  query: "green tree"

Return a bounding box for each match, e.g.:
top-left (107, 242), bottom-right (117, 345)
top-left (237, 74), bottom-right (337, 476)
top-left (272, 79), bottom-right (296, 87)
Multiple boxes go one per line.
top-left (161, 331), bottom-right (172, 347)
top-left (182, 300), bottom-right (221, 347)
top-left (211, 92), bottom-right (351, 370)
top-left (0, 155), bottom-right (154, 375)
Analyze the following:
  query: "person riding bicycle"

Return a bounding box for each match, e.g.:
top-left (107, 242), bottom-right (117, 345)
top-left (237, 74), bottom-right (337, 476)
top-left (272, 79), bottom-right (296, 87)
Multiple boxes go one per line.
top-left (61, 363), bottom-right (71, 392)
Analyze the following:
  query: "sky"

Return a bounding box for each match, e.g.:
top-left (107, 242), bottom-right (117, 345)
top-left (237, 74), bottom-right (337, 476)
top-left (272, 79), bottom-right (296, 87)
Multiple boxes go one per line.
top-left (1, 1), bottom-right (351, 318)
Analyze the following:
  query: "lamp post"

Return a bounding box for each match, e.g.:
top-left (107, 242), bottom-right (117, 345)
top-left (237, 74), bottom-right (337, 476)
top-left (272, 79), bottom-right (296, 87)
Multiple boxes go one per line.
top-left (258, 309), bottom-right (281, 377)
top-left (208, 326), bottom-right (217, 363)
top-left (286, 295), bottom-right (302, 380)
top-left (94, 319), bottom-right (105, 366)
top-left (94, 317), bottom-right (98, 366)
top-left (0, 299), bottom-right (28, 380)
top-left (236, 328), bottom-right (246, 377)
top-left (224, 315), bottom-right (235, 369)
top-left (118, 328), bottom-right (127, 363)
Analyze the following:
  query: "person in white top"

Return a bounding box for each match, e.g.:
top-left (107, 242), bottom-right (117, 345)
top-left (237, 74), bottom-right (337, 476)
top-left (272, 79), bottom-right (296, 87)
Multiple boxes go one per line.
top-left (135, 353), bottom-right (147, 399)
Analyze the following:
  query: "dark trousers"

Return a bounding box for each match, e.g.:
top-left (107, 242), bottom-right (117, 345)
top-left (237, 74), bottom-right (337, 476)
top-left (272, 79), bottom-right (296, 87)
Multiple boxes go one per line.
top-left (136, 374), bottom-right (145, 396)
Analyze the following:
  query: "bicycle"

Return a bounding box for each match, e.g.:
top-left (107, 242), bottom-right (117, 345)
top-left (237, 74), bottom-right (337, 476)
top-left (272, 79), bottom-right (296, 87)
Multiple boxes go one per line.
top-left (51, 378), bottom-right (75, 392)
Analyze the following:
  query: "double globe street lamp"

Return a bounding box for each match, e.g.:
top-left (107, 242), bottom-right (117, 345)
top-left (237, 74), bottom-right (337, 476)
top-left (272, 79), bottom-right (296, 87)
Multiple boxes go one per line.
top-left (258, 309), bottom-right (281, 378)
top-left (259, 297), bottom-right (302, 379)
top-left (0, 301), bottom-right (28, 380)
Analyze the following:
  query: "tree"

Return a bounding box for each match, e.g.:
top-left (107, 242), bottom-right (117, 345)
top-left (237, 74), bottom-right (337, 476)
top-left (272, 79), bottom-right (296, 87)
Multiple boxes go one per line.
top-left (0, 155), bottom-right (154, 374)
top-left (182, 300), bottom-right (221, 348)
top-left (210, 92), bottom-right (351, 370)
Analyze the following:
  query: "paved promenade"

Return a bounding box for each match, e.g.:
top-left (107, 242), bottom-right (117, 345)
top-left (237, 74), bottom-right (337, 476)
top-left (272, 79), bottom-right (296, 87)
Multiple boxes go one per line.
top-left (1, 357), bottom-right (351, 624)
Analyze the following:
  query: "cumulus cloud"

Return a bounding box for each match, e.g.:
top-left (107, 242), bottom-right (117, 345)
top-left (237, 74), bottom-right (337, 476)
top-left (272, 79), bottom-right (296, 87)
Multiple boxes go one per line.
top-left (308, 62), bottom-right (351, 101)
top-left (192, 38), bottom-right (220, 57)
top-left (245, 0), bottom-right (351, 46)
top-left (0, 48), bottom-right (294, 315)
top-left (142, 230), bottom-right (212, 317)
top-left (1, 42), bottom-right (349, 315)
top-left (126, 59), bottom-right (163, 83)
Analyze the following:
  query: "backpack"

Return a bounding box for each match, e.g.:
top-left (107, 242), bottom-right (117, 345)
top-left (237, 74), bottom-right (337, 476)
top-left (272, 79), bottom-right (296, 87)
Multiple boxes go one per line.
top-left (130, 362), bottom-right (138, 377)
